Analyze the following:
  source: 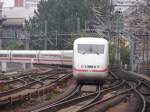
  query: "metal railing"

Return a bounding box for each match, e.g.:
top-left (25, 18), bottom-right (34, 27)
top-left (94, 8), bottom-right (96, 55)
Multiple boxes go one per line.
top-left (0, 32), bottom-right (30, 39)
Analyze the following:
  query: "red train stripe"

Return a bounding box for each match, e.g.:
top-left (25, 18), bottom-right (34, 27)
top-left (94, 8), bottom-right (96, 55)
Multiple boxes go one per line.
top-left (41, 54), bottom-right (61, 56)
top-left (0, 57), bottom-right (72, 62)
top-left (73, 68), bottom-right (108, 72)
top-left (41, 55), bottom-right (72, 59)
top-left (39, 59), bottom-right (72, 62)
top-left (11, 58), bottom-right (32, 60)
top-left (0, 57), bottom-right (10, 60)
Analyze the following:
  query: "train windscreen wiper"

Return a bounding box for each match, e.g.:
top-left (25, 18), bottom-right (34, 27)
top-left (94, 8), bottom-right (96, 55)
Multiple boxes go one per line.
top-left (81, 51), bottom-right (99, 55)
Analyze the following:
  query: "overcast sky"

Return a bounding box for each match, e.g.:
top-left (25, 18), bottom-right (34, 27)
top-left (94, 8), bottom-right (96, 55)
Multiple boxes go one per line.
top-left (3, 0), bottom-right (14, 7)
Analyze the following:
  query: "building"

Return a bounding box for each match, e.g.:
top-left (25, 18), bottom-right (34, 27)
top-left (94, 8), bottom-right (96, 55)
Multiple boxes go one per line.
top-left (0, 0), bottom-right (2, 18)
top-left (3, 0), bottom-right (41, 8)
top-left (0, 0), bottom-right (48, 49)
top-left (15, 0), bottom-right (41, 8)
top-left (25, 0), bottom-right (41, 8)
top-left (2, 0), bottom-right (41, 21)
top-left (15, 0), bottom-right (24, 7)
top-left (2, 0), bottom-right (41, 8)
top-left (0, 0), bottom-right (38, 49)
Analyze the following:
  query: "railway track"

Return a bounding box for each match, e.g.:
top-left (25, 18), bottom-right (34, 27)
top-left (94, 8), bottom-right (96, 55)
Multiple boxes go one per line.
top-left (29, 70), bottom-right (150, 112)
top-left (97, 70), bottom-right (149, 112)
top-left (0, 68), bottom-right (72, 106)
top-left (1, 66), bottom-right (150, 112)
top-left (24, 72), bottom-right (125, 112)
top-left (29, 84), bottom-right (100, 112)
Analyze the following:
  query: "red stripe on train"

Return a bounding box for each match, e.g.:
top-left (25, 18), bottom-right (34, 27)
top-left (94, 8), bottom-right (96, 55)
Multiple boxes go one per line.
top-left (0, 57), bottom-right (72, 62)
top-left (73, 68), bottom-right (108, 72)
top-left (11, 58), bottom-right (32, 60)
top-left (0, 57), bottom-right (10, 60)
top-left (41, 54), bottom-right (72, 58)
top-left (38, 59), bottom-right (72, 62)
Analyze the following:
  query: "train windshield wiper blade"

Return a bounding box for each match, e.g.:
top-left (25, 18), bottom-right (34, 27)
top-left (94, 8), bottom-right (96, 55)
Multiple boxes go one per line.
top-left (82, 51), bottom-right (87, 54)
top-left (81, 50), bottom-right (99, 55)
top-left (94, 51), bottom-right (99, 55)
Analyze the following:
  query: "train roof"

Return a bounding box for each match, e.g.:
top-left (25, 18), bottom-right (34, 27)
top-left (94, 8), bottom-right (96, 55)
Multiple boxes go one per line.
top-left (0, 50), bottom-right (73, 54)
top-left (74, 37), bottom-right (108, 44)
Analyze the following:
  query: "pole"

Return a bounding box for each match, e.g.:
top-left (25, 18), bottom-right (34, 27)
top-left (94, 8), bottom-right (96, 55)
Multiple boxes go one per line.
top-left (25, 39), bottom-right (29, 50)
top-left (55, 30), bottom-right (58, 49)
top-left (77, 17), bottom-right (80, 34)
top-left (44, 20), bottom-right (47, 50)
top-left (130, 37), bottom-right (134, 71)
top-left (0, 39), bottom-right (2, 49)
top-left (2, 62), bottom-right (7, 72)
top-left (0, 20), bottom-right (2, 49)
top-left (85, 21), bottom-right (87, 31)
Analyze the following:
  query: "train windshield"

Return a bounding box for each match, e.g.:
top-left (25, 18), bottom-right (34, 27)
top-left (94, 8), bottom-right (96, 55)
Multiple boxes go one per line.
top-left (78, 44), bottom-right (104, 54)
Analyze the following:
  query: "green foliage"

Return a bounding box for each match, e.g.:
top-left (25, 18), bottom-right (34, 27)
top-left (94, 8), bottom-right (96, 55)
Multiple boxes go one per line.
top-left (109, 37), bottom-right (130, 65)
top-left (145, 16), bottom-right (150, 30)
top-left (109, 44), bottom-right (130, 65)
top-left (63, 35), bottom-right (77, 50)
top-left (5, 40), bottom-right (24, 50)
top-left (120, 46), bottom-right (130, 65)
top-left (26, 0), bottom-right (93, 34)
top-left (109, 43), bottom-right (116, 64)
top-left (25, 0), bottom-right (111, 50)
top-left (29, 39), bottom-right (45, 50)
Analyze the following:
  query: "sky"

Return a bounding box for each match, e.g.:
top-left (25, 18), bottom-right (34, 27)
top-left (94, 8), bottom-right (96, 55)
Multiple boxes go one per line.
top-left (2, 0), bottom-right (14, 7)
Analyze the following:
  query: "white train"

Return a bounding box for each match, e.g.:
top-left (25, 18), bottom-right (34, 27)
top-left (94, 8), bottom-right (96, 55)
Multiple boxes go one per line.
top-left (73, 37), bottom-right (109, 82)
top-left (0, 50), bottom-right (72, 65)
top-left (0, 37), bottom-right (109, 82)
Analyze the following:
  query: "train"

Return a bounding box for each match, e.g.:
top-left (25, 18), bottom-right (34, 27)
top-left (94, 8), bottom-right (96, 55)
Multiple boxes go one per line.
top-left (0, 37), bottom-right (109, 83)
top-left (73, 37), bottom-right (109, 82)
top-left (0, 50), bottom-right (72, 65)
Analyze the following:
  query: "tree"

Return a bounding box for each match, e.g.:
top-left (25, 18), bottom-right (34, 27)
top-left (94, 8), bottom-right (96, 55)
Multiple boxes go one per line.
top-left (25, 0), bottom-right (92, 40)
top-left (5, 40), bottom-right (24, 50)
top-left (120, 46), bottom-right (130, 65)
top-left (25, 0), bottom-right (112, 50)
top-left (109, 38), bottom-right (130, 65)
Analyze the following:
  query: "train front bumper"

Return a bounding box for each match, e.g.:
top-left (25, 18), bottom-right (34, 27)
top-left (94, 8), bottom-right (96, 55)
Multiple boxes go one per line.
top-left (73, 70), bottom-right (108, 81)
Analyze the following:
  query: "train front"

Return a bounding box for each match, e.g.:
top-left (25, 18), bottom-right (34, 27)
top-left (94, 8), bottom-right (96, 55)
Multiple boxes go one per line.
top-left (73, 37), bottom-right (109, 82)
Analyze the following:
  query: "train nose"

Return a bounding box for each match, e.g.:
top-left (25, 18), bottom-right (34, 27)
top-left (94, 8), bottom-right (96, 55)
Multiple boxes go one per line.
top-left (73, 69), bottom-right (108, 80)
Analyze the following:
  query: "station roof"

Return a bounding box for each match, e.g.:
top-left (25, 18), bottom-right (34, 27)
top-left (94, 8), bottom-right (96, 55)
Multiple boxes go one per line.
top-left (2, 7), bottom-right (35, 19)
top-left (1, 7), bottom-right (35, 26)
top-left (2, 18), bottom-right (24, 26)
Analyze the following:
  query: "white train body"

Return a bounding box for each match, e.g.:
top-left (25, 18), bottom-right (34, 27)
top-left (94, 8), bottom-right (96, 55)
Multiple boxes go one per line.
top-left (0, 50), bottom-right (72, 65)
top-left (73, 37), bottom-right (109, 82)
top-left (0, 37), bottom-right (109, 82)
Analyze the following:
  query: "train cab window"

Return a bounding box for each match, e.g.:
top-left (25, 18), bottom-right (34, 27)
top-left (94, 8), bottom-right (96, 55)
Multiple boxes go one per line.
top-left (12, 54), bottom-right (36, 58)
top-left (78, 44), bottom-right (104, 54)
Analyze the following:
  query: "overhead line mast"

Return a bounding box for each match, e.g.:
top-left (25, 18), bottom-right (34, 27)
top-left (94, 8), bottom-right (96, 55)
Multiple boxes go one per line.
top-left (92, 0), bottom-right (150, 71)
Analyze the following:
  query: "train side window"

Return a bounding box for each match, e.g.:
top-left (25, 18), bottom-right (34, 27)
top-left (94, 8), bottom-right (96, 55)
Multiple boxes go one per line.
top-left (0, 54), bottom-right (7, 57)
top-left (12, 54), bottom-right (36, 58)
